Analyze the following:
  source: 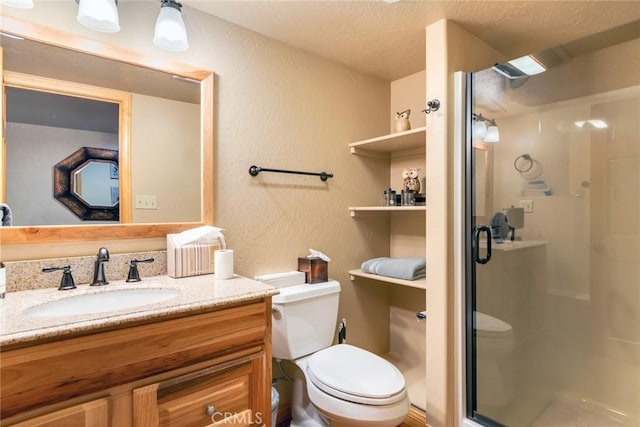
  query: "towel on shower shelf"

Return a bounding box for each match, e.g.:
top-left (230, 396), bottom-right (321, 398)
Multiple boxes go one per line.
top-left (0, 203), bottom-right (12, 226)
top-left (361, 257), bottom-right (426, 281)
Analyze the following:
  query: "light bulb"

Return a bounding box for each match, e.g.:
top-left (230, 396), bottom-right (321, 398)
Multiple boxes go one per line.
top-left (76, 0), bottom-right (120, 33)
top-left (154, 1), bottom-right (189, 52)
top-left (473, 120), bottom-right (487, 139)
top-left (484, 125), bottom-right (500, 143)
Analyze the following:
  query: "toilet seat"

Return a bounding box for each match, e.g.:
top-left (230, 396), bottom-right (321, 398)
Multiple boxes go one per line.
top-left (306, 344), bottom-right (407, 405)
top-left (474, 311), bottom-right (512, 338)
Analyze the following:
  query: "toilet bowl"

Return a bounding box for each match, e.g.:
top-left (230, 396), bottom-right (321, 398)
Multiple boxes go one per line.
top-left (301, 344), bottom-right (410, 427)
top-left (259, 274), bottom-right (411, 427)
top-left (475, 311), bottom-right (514, 407)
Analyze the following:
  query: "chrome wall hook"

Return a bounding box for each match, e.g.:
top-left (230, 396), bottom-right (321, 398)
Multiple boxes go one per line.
top-left (421, 99), bottom-right (440, 114)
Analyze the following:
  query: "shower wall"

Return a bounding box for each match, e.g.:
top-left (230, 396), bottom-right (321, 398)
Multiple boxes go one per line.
top-left (487, 90), bottom-right (640, 424)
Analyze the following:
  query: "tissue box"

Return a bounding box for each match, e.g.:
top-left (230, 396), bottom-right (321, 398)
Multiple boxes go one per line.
top-left (167, 235), bottom-right (220, 278)
top-left (297, 257), bottom-right (328, 284)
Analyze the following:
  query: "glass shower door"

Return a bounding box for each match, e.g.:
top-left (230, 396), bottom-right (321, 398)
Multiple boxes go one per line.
top-left (466, 22), bottom-right (640, 427)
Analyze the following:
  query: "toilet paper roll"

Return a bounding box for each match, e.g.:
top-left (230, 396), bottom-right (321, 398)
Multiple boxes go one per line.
top-left (214, 249), bottom-right (234, 280)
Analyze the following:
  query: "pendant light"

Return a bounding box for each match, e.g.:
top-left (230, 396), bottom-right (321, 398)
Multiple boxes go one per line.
top-left (153, 0), bottom-right (189, 52)
top-left (76, 0), bottom-right (120, 33)
top-left (0, 0), bottom-right (34, 8)
top-left (483, 119), bottom-right (500, 143)
top-left (472, 113), bottom-right (500, 143)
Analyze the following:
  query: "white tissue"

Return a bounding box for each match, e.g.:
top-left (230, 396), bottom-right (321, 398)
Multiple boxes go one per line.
top-left (172, 225), bottom-right (226, 247)
top-left (215, 249), bottom-right (234, 280)
top-left (308, 248), bottom-right (331, 262)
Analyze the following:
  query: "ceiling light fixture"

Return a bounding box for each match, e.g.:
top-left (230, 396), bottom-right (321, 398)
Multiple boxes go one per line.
top-left (154, 0), bottom-right (189, 52)
top-left (0, 0), bottom-right (34, 8)
top-left (76, 0), bottom-right (120, 33)
top-left (508, 55), bottom-right (546, 76)
top-left (473, 113), bottom-right (500, 143)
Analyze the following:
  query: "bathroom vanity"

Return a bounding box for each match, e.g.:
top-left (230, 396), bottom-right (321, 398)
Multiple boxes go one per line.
top-left (0, 275), bottom-right (278, 427)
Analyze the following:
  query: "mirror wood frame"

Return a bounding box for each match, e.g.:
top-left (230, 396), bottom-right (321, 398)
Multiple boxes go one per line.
top-left (0, 17), bottom-right (214, 245)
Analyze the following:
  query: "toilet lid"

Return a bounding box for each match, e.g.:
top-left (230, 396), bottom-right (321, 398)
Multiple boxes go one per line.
top-left (474, 311), bottom-right (512, 337)
top-left (306, 344), bottom-right (406, 405)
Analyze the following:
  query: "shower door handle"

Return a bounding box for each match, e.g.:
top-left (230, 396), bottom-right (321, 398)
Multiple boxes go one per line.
top-left (473, 225), bottom-right (492, 264)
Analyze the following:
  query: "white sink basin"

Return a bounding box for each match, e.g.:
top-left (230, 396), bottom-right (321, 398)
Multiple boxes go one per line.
top-left (24, 288), bottom-right (181, 317)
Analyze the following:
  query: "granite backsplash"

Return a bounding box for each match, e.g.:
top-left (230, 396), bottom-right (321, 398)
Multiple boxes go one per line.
top-left (5, 251), bottom-right (167, 292)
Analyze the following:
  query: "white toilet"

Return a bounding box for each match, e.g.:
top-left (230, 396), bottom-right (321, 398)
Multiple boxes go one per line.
top-left (474, 311), bottom-right (515, 408)
top-left (270, 279), bottom-right (410, 427)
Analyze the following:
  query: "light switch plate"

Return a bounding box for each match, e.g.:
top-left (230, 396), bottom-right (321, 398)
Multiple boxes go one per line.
top-left (135, 195), bottom-right (157, 209)
top-left (519, 199), bottom-right (534, 213)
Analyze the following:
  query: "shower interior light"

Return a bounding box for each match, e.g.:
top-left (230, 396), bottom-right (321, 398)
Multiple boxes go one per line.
top-left (0, 0), bottom-right (34, 8)
top-left (508, 55), bottom-right (546, 76)
top-left (154, 0), bottom-right (189, 52)
top-left (76, 0), bottom-right (120, 33)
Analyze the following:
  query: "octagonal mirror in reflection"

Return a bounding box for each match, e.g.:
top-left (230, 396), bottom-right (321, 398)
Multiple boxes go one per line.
top-left (72, 160), bottom-right (119, 208)
top-left (53, 147), bottom-right (119, 221)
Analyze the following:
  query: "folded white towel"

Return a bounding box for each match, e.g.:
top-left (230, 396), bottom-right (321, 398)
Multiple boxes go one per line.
top-left (361, 257), bottom-right (426, 281)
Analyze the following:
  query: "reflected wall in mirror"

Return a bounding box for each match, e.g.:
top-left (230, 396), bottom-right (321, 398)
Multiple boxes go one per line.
top-left (54, 147), bottom-right (119, 222)
top-left (0, 18), bottom-right (214, 245)
top-left (4, 72), bottom-right (127, 226)
top-left (2, 35), bottom-right (201, 227)
top-left (473, 143), bottom-right (491, 219)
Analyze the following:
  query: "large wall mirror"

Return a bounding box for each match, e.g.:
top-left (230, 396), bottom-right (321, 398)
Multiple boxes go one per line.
top-left (0, 18), bottom-right (214, 244)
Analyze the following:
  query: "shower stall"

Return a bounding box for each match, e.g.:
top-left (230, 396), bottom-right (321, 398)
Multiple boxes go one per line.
top-left (464, 22), bottom-right (640, 426)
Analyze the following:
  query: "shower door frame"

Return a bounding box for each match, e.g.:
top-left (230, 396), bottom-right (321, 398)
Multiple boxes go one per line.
top-left (457, 71), bottom-right (507, 427)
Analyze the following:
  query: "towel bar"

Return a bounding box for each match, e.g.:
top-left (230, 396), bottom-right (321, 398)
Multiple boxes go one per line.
top-left (249, 165), bottom-right (333, 182)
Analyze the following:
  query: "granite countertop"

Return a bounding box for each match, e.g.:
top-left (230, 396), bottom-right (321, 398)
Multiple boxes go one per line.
top-left (0, 274), bottom-right (279, 347)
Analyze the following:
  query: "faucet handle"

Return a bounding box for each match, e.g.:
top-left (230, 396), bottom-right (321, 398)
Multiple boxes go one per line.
top-left (126, 258), bottom-right (155, 282)
top-left (43, 265), bottom-right (76, 291)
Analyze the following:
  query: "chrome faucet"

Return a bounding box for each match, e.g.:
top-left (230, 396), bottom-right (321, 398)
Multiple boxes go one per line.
top-left (90, 247), bottom-right (110, 286)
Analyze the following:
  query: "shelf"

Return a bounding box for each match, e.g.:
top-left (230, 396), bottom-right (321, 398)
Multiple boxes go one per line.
top-left (349, 269), bottom-right (426, 290)
top-left (349, 126), bottom-right (426, 157)
top-left (479, 240), bottom-right (549, 252)
top-left (349, 206), bottom-right (426, 216)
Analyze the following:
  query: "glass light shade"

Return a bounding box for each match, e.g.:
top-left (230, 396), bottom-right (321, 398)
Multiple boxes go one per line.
top-left (473, 120), bottom-right (487, 139)
top-left (77, 0), bottom-right (120, 33)
top-left (1, 0), bottom-right (34, 8)
top-left (154, 6), bottom-right (189, 52)
top-left (484, 125), bottom-right (500, 143)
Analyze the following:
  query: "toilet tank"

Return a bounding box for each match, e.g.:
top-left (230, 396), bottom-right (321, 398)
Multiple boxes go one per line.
top-left (271, 280), bottom-right (341, 360)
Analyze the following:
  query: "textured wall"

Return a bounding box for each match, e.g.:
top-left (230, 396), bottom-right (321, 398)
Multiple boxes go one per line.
top-left (2, 2), bottom-right (392, 352)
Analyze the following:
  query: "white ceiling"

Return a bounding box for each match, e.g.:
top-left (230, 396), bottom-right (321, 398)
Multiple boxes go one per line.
top-left (184, 1), bottom-right (640, 81)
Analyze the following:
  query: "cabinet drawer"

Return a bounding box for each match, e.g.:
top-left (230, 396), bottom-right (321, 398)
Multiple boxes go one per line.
top-left (8, 397), bottom-right (110, 427)
top-left (134, 358), bottom-right (261, 427)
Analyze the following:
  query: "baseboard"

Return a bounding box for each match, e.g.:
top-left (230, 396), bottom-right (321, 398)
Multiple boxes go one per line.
top-left (275, 402), bottom-right (426, 426)
top-left (400, 406), bottom-right (427, 426)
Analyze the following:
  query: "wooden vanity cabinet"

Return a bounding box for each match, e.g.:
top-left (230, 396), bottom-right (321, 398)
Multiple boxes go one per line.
top-left (1, 299), bottom-right (272, 427)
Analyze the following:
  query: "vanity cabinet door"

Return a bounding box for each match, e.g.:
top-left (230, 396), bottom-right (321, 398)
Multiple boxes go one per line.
top-left (8, 397), bottom-right (110, 427)
top-left (133, 356), bottom-right (264, 427)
